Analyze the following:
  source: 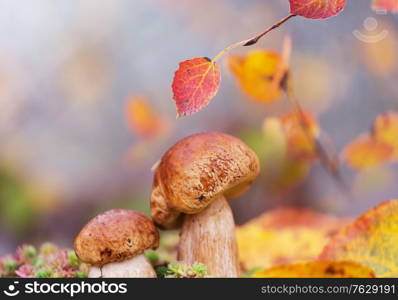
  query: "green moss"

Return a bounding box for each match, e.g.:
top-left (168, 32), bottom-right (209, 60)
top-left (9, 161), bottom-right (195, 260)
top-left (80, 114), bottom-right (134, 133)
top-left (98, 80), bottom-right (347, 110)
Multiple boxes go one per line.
top-left (67, 251), bottom-right (80, 268)
top-left (4, 259), bottom-right (18, 273)
top-left (76, 271), bottom-right (88, 278)
top-left (157, 262), bottom-right (208, 278)
top-left (0, 243), bottom-right (90, 278)
top-left (145, 251), bottom-right (160, 266)
top-left (23, 245), bottom-right (37, 261)
top-left (35, 269), bottom-right (52, 278)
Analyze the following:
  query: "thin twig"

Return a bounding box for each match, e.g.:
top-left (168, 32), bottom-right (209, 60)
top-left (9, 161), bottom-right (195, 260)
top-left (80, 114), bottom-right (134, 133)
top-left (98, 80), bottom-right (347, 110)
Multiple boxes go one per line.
top-left (212, 14), bottom-right (297, 63)
top-left (243, 14), bottom-right (297, 46)
top-left (284, 74), bottom-right (352, 199)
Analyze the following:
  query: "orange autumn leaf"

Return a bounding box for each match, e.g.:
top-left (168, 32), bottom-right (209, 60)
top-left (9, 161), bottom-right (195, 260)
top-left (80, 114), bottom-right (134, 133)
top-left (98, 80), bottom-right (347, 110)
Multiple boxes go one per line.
top-left (289, 0), bottom-right (346, 19)
top-left (280, 111), bottom-right (320, 162)
top-left (172, 57), bottom-right (221, 117)
top-left (372, 0), bottom-right (398, 12)
top-left (237, 208), bottom-right (351, 270)
top-left (343, 134), bottom-right (394, 170)
top-left (252, 261), bottom-right (375, 278)
top-left (228, 50), bottom-right (286, 103)
top-left (320, 200), bottom-right (398, 277)
top-left (373, 111), bottom-right (398, 158)
top-left (125, 96), bottom-right (169, 140)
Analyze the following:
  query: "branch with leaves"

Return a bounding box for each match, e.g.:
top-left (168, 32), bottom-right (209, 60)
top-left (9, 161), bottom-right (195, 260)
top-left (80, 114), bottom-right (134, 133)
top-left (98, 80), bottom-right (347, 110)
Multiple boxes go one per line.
top-left (172, 0), bottom-right (346, 117)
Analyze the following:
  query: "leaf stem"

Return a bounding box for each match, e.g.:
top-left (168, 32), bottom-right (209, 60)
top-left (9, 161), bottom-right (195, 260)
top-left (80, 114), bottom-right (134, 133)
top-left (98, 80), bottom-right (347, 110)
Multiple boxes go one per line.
top-left (212, 13), bottom-right (297, 63)
top-left (212, 40), bottom-right (247, 63)
top-left (243, 13), bottom-right (297, 46)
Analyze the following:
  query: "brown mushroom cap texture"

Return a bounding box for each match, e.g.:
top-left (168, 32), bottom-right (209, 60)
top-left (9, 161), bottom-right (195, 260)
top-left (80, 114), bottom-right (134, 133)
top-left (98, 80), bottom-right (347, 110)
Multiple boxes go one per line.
top-left (151, 132), bottom-right (260, 227)
top-left (74, 209), bottom-right (159, 266)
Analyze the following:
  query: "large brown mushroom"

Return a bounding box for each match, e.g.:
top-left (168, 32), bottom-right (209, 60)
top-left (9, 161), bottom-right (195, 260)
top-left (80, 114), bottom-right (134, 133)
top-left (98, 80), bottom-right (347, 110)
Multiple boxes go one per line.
top-left (74, 209), bottom-right (159, 278)
top-left (151, 132), bottom-right (260, 277)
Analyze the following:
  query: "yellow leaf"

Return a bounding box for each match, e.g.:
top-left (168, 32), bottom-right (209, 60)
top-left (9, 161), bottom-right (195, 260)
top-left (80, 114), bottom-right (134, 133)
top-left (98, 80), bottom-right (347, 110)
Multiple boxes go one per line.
top-left (237, 208), bottom-right (351, 270)
top-left (228, 50), bottom-right (285, 103)
top-left (343, 134), bottom-right (394, 170)
top-left (320, 200), bottom-right (398, 277)
top-left (253, 261), bottom-right (375, 278)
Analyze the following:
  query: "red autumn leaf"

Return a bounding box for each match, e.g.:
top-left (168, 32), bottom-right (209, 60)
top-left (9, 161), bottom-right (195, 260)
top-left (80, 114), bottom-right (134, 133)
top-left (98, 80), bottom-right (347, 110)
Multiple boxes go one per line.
top-left (289, 0), bottom-right (346, 19)
top-left (372, 0), bottom-right (398, 12)
top-left (172, 57), bottom-right (221, 117)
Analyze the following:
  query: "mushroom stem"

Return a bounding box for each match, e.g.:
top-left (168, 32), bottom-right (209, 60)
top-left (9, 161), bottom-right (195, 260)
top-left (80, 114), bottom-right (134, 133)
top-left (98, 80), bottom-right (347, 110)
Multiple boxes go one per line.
top-left (177, 195), bottom-right (240, 277)
top-left (89, 254), bottom-right (156, 278)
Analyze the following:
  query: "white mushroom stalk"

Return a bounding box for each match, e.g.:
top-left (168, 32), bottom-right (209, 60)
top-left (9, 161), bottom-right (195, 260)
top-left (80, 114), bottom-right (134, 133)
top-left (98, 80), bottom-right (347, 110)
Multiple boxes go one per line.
top-left (89, 254), bottom-right (156, 278)
top-left (177, 195), bottom-right (239, 277)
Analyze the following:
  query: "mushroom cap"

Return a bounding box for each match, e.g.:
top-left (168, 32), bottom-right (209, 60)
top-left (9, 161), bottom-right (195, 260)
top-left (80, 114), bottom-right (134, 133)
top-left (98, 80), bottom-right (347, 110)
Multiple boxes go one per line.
top-left (151, 132), bottom-right (260, 228)
top-left (74, 209), bottom-right (159, 266)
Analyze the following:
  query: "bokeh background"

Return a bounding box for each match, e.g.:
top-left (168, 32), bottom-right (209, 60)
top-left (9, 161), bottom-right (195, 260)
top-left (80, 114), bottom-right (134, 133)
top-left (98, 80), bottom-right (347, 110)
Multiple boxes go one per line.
top-left (1, 0), bottom-right (398, 255)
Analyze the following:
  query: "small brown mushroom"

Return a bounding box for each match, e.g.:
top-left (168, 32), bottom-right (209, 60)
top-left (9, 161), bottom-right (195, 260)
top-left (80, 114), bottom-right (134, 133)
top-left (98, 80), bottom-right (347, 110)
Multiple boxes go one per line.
top-left (74, 209), bottom-right (159, 278)
top-left (151, 132), bottom-right (260, 277)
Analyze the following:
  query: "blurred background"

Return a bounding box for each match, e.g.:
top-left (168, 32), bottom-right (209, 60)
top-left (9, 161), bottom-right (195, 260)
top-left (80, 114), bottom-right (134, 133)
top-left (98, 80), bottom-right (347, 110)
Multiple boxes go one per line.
top-left (0, 0), bottom-right (397, 254)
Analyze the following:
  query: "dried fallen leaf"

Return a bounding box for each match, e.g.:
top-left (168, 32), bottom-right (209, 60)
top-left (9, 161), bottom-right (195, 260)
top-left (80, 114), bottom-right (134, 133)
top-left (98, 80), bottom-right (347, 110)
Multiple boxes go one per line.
top-left (237, 208), bottom-right (351, 270)
top-left (289, 0), bottom-right (346, 19)
top-left (343, 134), bottom-right (394, 170)
top-left (320, 200), bottom-right (398, 277)
top-left (172, 57), bottom-right (221, 117)
top-left (252, 261), bottom-right (375, 278)
top-left (372, 0), bottom-right (398, 12)
top-left (373, 111), bottom-right (398, 158)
